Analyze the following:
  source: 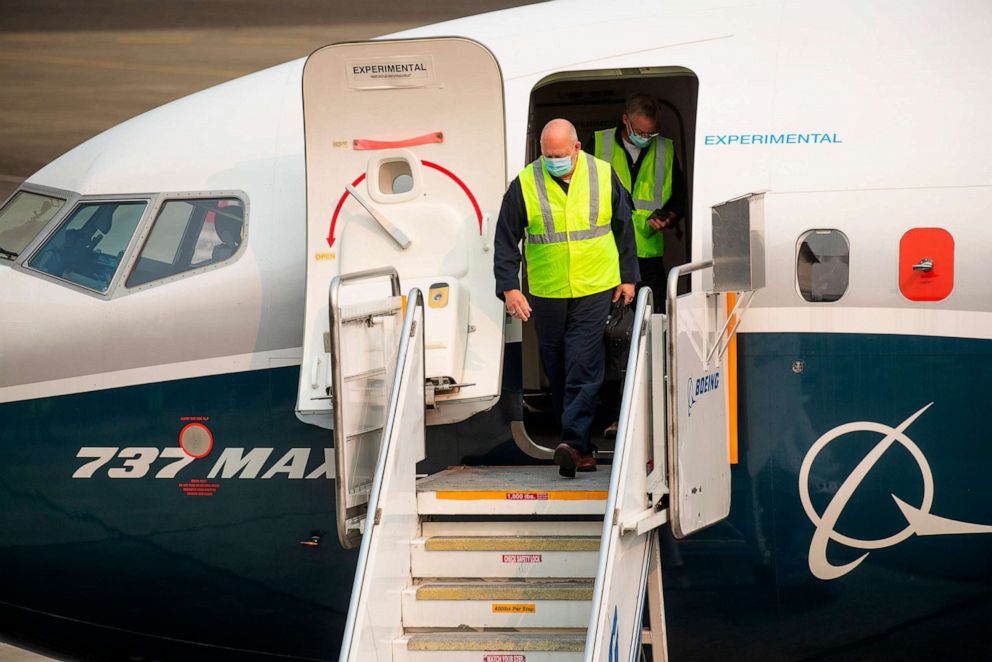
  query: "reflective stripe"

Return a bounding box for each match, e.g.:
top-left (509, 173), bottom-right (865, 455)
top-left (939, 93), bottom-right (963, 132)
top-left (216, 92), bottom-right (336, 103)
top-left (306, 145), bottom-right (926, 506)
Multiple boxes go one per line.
top-left (527, 231), bottom-right (569, 244)
top-left (530, 158), bottom-right (557, 237)
top-left (569, 224), bottom-right (611, 241)
top-left (585, 153), bottom-right (599, 225)
top-left (601, 130), bottom-right (615, 168)
top-left (526, 224), bottom-right (609, 244)
top-left (652, 137), bottom-right (667, 209)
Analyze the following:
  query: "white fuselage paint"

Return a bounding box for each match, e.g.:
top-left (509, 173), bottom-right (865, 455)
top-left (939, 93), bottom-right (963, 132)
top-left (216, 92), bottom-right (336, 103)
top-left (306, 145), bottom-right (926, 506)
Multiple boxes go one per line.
top-left (3, 0), bottom-right (992, 405)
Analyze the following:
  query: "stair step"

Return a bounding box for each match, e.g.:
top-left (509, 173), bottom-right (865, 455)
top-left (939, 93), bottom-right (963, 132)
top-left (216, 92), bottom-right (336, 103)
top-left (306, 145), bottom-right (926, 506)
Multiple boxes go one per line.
top-left (403, 631), bottom-right (585, 651)
top-left (422, 521), bottom-right (603, 538)
top-left (393, 632), bottom-right (585, 661)
top-left (425, 536), bottom-right (599, 552)
top-left (417, 466), bottom-right (608, 516)
top-left (411, 538), bottom-right (598, 578)
top-left (416, 580), bottom-right (595, 601)
top-left (402, 581), bottom-right (593, 628)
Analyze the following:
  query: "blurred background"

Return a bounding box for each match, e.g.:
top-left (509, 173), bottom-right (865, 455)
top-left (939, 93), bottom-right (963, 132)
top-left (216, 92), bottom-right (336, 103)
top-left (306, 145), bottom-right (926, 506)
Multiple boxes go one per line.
top-left (0, 0), bottom-right (540, 201)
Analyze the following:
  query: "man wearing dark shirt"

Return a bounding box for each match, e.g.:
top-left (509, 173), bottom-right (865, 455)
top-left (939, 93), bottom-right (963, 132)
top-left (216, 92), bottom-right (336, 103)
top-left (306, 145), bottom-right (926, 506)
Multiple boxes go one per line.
top-left (493, 118), bottom-right (639, 477)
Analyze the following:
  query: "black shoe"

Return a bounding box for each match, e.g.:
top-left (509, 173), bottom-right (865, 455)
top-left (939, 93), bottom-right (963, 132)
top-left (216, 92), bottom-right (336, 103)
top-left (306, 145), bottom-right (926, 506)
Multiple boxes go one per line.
top-left (553, 442), bottom-right (579, 478)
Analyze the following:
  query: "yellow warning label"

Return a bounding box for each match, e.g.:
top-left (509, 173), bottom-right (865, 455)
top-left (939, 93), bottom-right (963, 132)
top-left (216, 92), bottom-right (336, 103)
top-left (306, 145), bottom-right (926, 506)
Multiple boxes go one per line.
top-left (492, 603), bottom-right (536, 614)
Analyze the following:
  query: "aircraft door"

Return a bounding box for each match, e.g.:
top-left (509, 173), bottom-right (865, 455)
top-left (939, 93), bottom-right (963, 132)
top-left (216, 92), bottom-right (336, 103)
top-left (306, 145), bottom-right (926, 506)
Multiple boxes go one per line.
top-left (297, 38), bottom-right (507, 430)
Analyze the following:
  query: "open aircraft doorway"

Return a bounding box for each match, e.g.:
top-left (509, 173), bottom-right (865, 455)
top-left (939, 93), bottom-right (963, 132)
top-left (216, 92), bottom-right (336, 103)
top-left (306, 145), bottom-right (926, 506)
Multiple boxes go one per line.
top-left (516, 67), bottom-right (699, 458)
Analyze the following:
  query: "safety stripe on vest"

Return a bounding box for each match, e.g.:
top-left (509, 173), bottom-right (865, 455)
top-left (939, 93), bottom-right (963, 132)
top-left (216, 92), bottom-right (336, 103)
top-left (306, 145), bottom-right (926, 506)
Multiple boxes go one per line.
top-left (570, 223), bottom-right (612, 241)
top-left (585, 152), bottom-right (600, 226)
top-left (602, 133), bottom-right (614, 172)
top-left (530, 158), bottom-right (557, 236)
top-left (602, 129), bottom-right (667, 212)
top-left (527, 155), bottom-right (605, 245)
top-left (633, 136), bottom-right (667, 212)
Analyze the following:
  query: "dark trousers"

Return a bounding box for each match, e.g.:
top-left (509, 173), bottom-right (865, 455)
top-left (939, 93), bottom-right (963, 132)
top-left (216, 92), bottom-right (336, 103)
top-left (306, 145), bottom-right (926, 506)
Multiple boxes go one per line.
top-left (530, 289), bottom-right (613, 453)
top-left (637, 256), bottom-right (667, 313)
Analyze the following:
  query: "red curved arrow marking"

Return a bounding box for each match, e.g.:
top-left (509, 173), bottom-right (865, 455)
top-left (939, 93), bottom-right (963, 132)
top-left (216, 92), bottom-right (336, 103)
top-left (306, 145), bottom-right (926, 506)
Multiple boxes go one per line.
top-left (326, 161), bottom-right (482, 248)
top-left (420, 160), bottom-right (484, 234)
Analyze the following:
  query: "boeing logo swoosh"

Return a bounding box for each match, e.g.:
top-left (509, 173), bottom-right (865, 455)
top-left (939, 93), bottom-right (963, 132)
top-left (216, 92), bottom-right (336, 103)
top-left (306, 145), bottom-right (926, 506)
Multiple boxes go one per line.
top-left (686, 372), bottom-right (719, 417)
top-left (799, 403), bottom-right (992, 580)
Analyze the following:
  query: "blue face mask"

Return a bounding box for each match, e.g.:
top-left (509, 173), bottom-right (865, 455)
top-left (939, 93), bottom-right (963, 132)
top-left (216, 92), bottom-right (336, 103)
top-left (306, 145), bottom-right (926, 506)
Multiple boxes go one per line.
top-left (625, 118), bottom-right (655, 149)
top-left (628, 131), bottom-right (652, 149)
top-left (544, 155), bottom-right (573, 178)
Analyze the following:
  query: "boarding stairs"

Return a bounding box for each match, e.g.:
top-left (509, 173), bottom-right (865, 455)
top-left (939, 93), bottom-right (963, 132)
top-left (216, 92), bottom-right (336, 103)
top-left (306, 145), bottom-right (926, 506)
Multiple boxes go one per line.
top-left (330, 273), bottom-right (668, 662)
top-left (320, 200), bottom-right (763, 660)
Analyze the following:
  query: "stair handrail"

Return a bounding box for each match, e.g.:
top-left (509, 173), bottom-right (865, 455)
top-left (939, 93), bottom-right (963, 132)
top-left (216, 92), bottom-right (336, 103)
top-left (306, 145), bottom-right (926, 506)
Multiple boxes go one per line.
top-left (338, 286), bottom-right (425, 662)
top-left (585, 285), bottom-right (654, 660)
top-left (329, 266), bottom-right (402, 548)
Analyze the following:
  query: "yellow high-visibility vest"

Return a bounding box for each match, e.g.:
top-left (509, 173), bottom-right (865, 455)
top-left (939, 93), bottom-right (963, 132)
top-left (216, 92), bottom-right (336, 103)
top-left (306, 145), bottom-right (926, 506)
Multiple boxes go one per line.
top-left (519, 152), bottom-right (619, 298)
top-left (594, 128), bottom-right (673, 258)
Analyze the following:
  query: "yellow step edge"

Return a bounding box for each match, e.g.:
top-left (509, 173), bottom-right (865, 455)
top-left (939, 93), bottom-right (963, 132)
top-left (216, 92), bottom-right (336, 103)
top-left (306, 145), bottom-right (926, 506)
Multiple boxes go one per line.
top-left (416, 581), bottom-right (594, 601)
top-left (424, 536), bottom-right (600, 552)
top-left (406, 632), bottom-right (586, 652)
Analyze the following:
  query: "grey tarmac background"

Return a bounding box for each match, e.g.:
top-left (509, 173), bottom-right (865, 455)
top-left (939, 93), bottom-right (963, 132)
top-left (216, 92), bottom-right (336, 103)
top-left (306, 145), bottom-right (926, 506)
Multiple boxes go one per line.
top-left (0, 2), bottom-right (537, 658)
top-left (0, 0), bottom-right (539, 201)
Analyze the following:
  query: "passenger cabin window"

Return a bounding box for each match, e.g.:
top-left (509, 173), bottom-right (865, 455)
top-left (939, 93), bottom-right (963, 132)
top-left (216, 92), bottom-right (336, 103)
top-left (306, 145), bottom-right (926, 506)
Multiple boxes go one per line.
top-left (28, 201), bottom-right (146, 292)
top-left (0, 191), bottom-right (66, 260)
top-left (126, 197), bottom-right (244, 288)
top-left (797, 229), bottom-right (849, 303)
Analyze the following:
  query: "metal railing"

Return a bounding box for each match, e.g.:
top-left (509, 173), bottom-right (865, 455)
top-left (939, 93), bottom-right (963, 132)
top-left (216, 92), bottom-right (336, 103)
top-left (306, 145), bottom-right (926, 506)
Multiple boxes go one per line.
top-left (585, 285), bottom-right (655, 660)
top-left (328, 267), bottom-right (402, 548)
top-left (338, 287), bottom-right (424, 661)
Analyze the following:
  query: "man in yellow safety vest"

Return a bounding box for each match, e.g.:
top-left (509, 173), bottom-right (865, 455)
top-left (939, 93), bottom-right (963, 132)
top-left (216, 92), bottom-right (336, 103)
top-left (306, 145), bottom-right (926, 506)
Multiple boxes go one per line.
top-left (493, 118), bottom-right (639, 478)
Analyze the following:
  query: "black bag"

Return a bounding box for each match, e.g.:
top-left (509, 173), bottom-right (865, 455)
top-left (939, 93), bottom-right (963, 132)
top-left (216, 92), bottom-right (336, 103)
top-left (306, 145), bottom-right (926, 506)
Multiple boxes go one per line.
top-left (604, 299), bottom-right (634, 383)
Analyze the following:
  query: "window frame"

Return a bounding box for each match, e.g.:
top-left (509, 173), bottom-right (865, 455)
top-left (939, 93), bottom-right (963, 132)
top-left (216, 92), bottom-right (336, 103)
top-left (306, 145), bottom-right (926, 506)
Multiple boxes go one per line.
top-left (121, 190), bottom-right (249, 294)
top-left (13, 188), bottom-right (248, 299)
top-left (20, 192), bottom-right (153, 299)
top-left (1, 183), bottom-right (79, 267)
top-left (795, 228), bottom-right (851, 304)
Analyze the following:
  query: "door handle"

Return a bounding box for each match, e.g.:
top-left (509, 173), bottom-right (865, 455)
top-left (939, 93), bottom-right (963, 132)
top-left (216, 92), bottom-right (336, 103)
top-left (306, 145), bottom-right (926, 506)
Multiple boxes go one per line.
top-left (345, 184), bottom-right (412, 250)
top-left (912, 258), bottom-right (934, 272)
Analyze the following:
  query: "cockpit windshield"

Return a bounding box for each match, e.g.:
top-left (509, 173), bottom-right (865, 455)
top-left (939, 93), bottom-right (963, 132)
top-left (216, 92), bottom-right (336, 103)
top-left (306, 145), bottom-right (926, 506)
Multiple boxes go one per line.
top-left (28, 201), bottom-right (146, 293)
top-left (0, 191), bottom-right (66, 260)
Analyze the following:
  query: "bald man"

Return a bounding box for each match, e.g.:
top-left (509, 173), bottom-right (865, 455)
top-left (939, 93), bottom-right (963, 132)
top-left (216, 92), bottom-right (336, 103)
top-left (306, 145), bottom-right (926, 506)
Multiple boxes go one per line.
top-left (493, 118), bottom-right (639, 477)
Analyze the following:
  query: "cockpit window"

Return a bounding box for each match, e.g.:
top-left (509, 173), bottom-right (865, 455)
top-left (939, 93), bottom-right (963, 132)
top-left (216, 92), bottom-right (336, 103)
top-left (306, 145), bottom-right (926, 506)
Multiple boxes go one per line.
top-left (797, 229), bottom-right (849, 303)
top-left (0, 191), bottom-right (66, 260)
top-left (126, 197), bottom-right (244, 288)
top-left (28, 201), bottom-right (146, 293)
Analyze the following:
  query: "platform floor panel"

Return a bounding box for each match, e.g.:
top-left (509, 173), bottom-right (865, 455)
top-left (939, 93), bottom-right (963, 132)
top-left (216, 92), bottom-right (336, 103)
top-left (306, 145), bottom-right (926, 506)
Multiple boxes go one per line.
top-left (418, 465), bottom-right (609, 493)
top-left (417, 465), bottom-right (609, 515)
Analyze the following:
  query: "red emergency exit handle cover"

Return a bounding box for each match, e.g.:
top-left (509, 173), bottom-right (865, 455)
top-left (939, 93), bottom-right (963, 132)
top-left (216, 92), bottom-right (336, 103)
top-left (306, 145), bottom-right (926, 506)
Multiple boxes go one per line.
top-left (353, 132), bottom-right (443, 151)
top-left (899, 227), bottom-right (953, 301)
